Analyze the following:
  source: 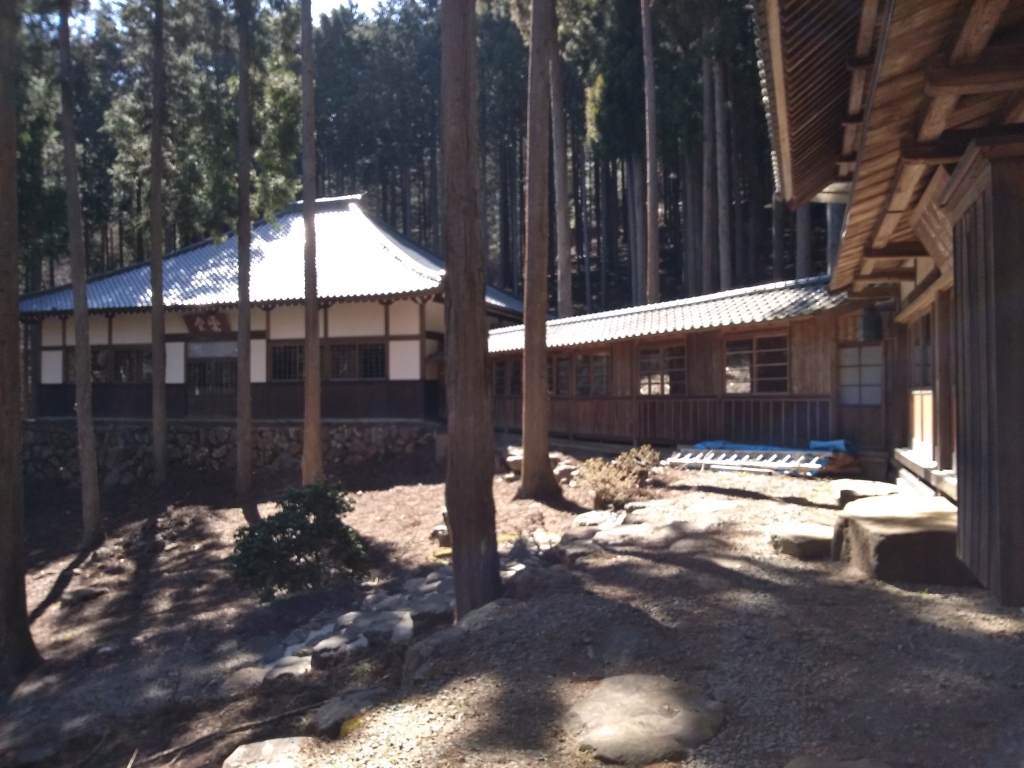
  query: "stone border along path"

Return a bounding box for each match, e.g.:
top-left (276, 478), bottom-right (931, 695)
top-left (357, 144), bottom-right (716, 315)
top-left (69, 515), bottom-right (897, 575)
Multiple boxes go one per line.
top-left (221, 490), bottom-right (904, 767)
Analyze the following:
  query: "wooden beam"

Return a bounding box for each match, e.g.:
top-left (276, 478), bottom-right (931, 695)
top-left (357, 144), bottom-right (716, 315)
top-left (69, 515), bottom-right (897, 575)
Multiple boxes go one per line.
top-left (925, 63), bottom-right (1024, 98)
top-left (849, 286), bottom-right (900, 300)
top-left (864, 242), bottom-right (931, 259)
top-left (854, 0), bottom-right (880, 58)
top-left (900, 140), bottom-right (963, 165)
top-left (855, 267), bottom-right (918, 282)
top-left (765, 0), bottom-right (794, 203)
top-left (949, 0), bottom-right (1010, 66)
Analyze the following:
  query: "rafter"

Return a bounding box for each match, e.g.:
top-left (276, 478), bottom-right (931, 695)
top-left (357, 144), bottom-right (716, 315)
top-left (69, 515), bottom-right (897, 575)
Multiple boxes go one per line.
top-left (925, 62), bottom-right (1024, 98)
top-left (864, 242), bottom-right (931, 260)
top-left (855, 267), bottom-right (918, 282)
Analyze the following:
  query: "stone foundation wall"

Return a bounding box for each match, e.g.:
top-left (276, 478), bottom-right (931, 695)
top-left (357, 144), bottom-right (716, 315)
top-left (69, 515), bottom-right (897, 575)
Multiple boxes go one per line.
top-left (23, 420), bottom-right (439, 487)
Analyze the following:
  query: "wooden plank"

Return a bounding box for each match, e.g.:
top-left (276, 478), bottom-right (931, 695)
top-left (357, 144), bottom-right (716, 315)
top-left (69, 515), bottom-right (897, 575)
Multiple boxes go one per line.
top-left (854, 267), bottom-right (918, 282)
top-left (926, 62), bottom-right (1024, 97)
top-left (864, 241), bottom-right (932, 259)
top-left (911, 166), bottom-right (954, 273)
top-left (765, 0), bottom-right (794, 202)
top-left (894, 269), bottom-right (954, 323)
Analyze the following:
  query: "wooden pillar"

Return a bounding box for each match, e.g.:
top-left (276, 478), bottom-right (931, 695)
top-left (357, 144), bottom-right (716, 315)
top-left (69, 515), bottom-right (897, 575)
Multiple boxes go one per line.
top-left (933, 289), bottom-right (954, 471)
top-left (795, 203), bottom-right (811, 279)
top-left (941, 136), bottom-right (1024, 605)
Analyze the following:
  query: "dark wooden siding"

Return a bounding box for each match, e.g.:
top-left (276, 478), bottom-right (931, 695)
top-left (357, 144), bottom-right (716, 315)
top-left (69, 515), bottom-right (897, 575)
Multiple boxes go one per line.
top-left (949, 149), bottom-right (1024, 605)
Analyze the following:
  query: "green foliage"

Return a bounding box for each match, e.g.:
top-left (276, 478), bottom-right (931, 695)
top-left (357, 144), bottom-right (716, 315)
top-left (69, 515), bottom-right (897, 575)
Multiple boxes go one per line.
top-left (576, 445), bottom-right (661, 509)
top-left (231, 483), bottom-right (368, 602)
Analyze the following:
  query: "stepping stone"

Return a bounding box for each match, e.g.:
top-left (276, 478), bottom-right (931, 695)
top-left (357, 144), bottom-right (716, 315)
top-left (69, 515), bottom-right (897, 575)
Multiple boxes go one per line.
top-left (784, 759), bottom-right (892, 768)
top-left (337, 610), bottom-right (414, 644)
top-left (831, 479), bottom-right (900, 508)
top-left (312, 686), bottom-right (386, 738)
top-left (264, 655), bottom-right (311, 680)
top-left (221, 666), bottom-right (268, 696)
top-left (565, 674), bottom-right (724, 765)
top-left (222, 737), bottom-right (318, 768)
top-left (770, 523), bottom-right (834, 560)
top-left (593, 522), bottom-right (687, 550)
top-left (834, 495), bottom-right (975, 586)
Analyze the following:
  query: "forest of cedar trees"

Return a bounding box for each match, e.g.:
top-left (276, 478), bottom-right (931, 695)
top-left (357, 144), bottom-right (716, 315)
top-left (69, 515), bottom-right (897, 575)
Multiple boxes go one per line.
top-left (15, 0), bottom-right (829, 316)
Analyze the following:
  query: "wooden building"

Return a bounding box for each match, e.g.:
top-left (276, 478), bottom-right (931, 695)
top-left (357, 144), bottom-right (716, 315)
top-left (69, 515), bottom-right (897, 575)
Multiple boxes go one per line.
top-left (755, 0), bottom-right (1024, 602)
top-left (489, 276), bottom-right (889, 474)
top-left (19, 197), bottom-right (522, 422)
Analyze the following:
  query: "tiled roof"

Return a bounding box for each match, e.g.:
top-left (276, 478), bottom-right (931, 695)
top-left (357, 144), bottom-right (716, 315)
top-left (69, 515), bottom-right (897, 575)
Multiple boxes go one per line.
top-left (488, 275), bottom-right (846, 353)
top-left (19, 198), bottom-right (523, 317)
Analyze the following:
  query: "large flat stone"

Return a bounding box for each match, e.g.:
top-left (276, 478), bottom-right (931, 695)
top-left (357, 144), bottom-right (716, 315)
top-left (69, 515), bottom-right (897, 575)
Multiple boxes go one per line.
top-left (770, 523), bottom-right (834, 560)
top-left (222, 737), bottom-right (318, 768)
top-left (835, 495), bottom-right (976, 586)
top-left (565, 674), bottom-right (724, 765)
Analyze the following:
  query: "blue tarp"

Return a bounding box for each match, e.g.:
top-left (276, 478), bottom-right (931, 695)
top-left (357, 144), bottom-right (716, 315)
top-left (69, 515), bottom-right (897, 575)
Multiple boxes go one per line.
top-left (693, 439), bottom-right (855, 454)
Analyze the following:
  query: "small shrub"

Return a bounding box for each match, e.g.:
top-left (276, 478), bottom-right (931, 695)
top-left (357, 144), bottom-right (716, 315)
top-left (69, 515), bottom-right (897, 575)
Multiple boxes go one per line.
top-left (576, 445), bottom-right (661, 509)
top-left (231, 482), bottom-right (368, 602)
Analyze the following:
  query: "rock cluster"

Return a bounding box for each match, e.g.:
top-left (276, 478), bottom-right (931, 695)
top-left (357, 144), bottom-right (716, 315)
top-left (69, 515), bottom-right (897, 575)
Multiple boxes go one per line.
top-left (22, 421), bottom-right (437, 485)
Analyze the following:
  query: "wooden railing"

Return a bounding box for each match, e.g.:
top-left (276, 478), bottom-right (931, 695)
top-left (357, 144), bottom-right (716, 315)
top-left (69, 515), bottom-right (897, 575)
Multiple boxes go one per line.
top-left (495, 395), bottom-right (834, 448)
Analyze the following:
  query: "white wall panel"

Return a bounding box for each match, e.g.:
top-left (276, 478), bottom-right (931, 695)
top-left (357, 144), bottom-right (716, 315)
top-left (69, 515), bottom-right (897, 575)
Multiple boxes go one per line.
top-left (425, 300), bottom-right (444, 333)
top-left (166, 342), bottom-right (186, 384)
top-left (41, 350), bottom-right (63, 384)
top-left (41, 317), bottom-right (63, 346)
top-left (389, 301), bottom-right (420, 336)
top-left (251, 339), bottom-right (267, 383)
top-left (388, 339), bottom-right (420, 380)
top-left (111, 314), bottom-right (151, 344)
top-left (328, 302), bottom-right (385, 337)
top-left (66, 315), bottom-right (108, 346)
top-left (165, 312), bottom-right (188, 334)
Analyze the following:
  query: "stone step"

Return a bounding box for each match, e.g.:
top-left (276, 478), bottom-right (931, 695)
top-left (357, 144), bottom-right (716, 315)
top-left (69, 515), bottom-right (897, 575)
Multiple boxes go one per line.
top-left (769, 523), bottom-right (834, 560)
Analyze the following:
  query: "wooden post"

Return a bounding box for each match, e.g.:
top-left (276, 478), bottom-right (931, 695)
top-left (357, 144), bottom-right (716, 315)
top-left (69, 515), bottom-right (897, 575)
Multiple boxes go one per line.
top-left (933, 289), bottom-right (954, 470)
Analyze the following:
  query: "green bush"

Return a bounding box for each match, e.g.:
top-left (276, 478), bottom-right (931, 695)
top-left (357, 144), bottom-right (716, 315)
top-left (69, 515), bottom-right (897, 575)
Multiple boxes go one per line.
top-left (576, 445), bottom-right (661, 509)
top-left (231, 482), bottom-right (368, 602)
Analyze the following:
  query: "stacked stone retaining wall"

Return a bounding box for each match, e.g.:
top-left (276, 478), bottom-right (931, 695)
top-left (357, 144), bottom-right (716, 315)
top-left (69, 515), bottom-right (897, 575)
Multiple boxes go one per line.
top-left (22, 420), bottom-right (439, 487)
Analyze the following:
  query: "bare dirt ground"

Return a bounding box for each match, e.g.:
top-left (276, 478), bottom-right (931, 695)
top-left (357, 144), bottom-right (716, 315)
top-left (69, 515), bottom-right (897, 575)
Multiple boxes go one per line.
top-left (3, 448), bottom-right (1024, 768)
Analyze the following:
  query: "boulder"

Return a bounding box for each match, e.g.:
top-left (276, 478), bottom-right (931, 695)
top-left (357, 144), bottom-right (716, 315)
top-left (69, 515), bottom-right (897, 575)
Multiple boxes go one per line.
top-left (770, 523), bottom-right (834, 560)
top-left (565, 675), bottom-right (725, 765)
top-left (458, 597), bottom-right (515, 631)
top-left (834, 495), bottom-right (976, 585)
top-left (222, 737), bottom-right (318, 768)
top-left (592, 522), bottom-right (687, 550)
top-left (264, 655), bottom-right (311, 680)
top-left (311, 633), bottom-right (368, 670)
top-left (337, 610), bottom-right (414, 645)
top-left (407, 592), bottom-right (455, 632)
top-left (403, 625), bottom-right (466, 685)
top-left (572, 510), bottom-right (622, 528)
top-left (311, 686), bottom-right (386, 738)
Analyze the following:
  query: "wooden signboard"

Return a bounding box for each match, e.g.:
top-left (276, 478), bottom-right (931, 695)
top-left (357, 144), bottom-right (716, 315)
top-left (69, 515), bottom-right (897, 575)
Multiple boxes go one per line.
top-left (183, 313), bottom-right (231, 337)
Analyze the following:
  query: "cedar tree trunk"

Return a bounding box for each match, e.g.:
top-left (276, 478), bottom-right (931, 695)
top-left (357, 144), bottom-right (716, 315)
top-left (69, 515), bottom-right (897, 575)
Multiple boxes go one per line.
top-left (150, 0), bottom-right (167, 485)
top-left (641, 0), bottom-right (658, 303)
top-left (301, 0), bottom-right (323, 484)
top-left (0, 0), bottom-right (42, 686)
top-left (701, 53), bottom-right (715, 295)
top-left (440, 0), bottom-right (502, 616)
top-left (236, 0), bottom-right (253, 496)
top-left (60, 0), bottom-right (103, 552)
top-left (713, 57), bottom-right (731, 290)
top-left (550, 40), bottom-right (572, 317)
top-left (518, 0), bottom-right (561, 500)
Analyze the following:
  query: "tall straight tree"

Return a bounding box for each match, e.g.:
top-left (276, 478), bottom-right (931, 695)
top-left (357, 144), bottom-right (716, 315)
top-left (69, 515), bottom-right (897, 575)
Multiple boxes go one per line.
top-left (439, 0), bottom-right (502, 615)
top-left (300, 0), bottom-right (323, 485)
top-left (550, 36), bottom-right (572, 317)
top-left (701, 51), bottom-right (715, 295)
top-left (713, 56), bottom-right (731, 290)
top-left (0, 0), bottom-right (42, 686)
top-left (236, 0), bottom-right (253, 496)
top-left (150, 0), bottom-right (167, 485)
top-left (60, 0), bottom-right (103, 551)
top-left (517, 0), bottom-right (560, 500)
top-left (640, 0), bottom-right (658, 303)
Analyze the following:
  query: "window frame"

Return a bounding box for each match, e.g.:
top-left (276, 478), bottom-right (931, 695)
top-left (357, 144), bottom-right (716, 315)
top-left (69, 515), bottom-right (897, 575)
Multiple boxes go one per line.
top-left (724, 332), bottom-right (790, 395)
top-left (574, 352), bottom-right (611, 397)
top-left (327, 341), bottom-right (387, 381)
top-left (838, 342), bottom-right (884, 407)
top-left (637, 343), bottom-right (686, 397)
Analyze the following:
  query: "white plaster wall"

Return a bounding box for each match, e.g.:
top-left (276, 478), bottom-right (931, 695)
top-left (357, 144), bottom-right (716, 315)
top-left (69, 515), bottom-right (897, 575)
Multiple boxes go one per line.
top-left (252, 308), bottom-right (267, 332)
top-left (65, 315), bottom-right (108, 346)
top-left (221, 310), bottom-right (238, 332)
top-left (166, 342), bottom-right (186, 384)
top-left (166, 312), bottom-right (188, 334)
top-left (112, 313), bottom-right (151, 344)
top-left (41, 317), bottom-right (63, 346)
top-left (251, 339), bottom-right (267, 383)
top-left (425, 301), bottom-right (444, 333)
top-left (388, 339), bottom-right (420, 380)
top-left (328, 302), bottom-right (385, 337)
top-left (41, 350), bottom-right (63, 384)
top-left (390, 301), bottom-right (420, 336)
top-left (270, 305), bottom-right (324, 339)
